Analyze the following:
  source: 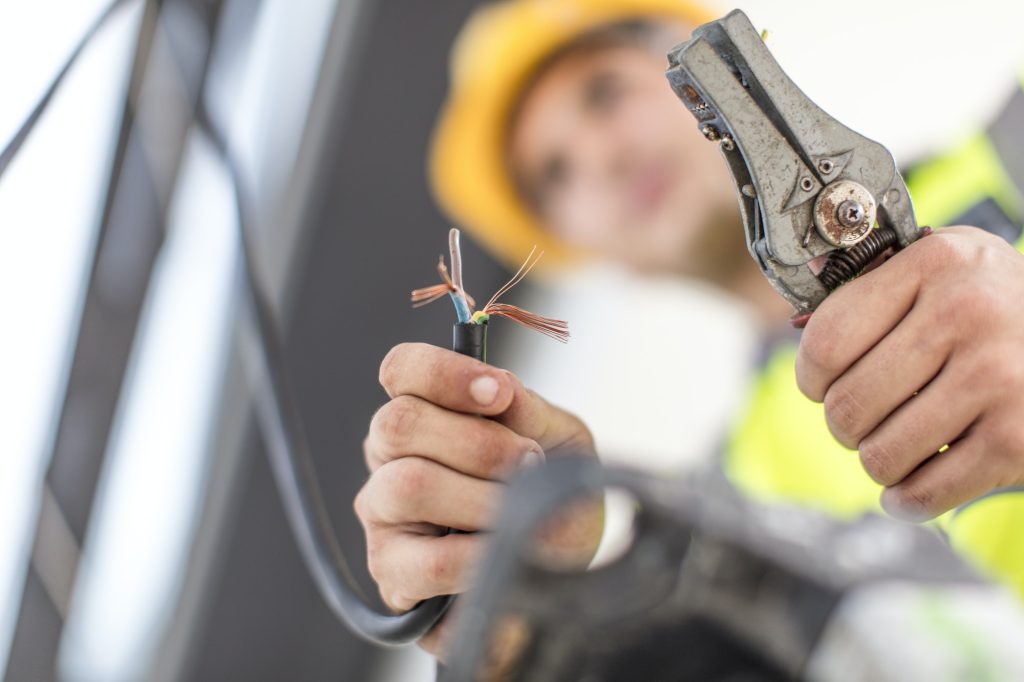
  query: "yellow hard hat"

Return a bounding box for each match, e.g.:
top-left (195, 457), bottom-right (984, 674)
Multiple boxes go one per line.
top-left (429, 0), bottom-right (715, 269)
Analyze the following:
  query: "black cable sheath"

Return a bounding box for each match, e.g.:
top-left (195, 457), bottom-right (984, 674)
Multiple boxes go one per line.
top-left (0, 0), bottom-right (452, 647)
top-left (453, 322), bottom-right (487, 363)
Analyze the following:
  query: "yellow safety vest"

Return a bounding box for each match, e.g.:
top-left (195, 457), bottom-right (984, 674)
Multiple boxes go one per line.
top-left (725, 83), bottom-right (1024, 596)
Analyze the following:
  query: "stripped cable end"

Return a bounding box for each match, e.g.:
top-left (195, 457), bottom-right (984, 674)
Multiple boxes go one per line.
top-left (483, 303), bottom-right (569, 343)
top-left (412, 230), bottom-right (569, 343)
top-left (411, 254), bottom-right (476, 312)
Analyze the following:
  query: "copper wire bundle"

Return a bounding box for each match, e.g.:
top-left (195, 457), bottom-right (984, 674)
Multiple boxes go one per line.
top-left (411, 229), bottom-right (569, 343)
top-left (410, 257), bottom-right (476, 309)
top-left (479, 303), bottom-right (569, 342)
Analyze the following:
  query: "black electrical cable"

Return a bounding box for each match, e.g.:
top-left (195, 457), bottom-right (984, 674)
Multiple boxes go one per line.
top-left (197, 104), bottom-right (454, 645)
top-left (2, 0), bottom-right (452, 646)
top-left (453, 321), bottom-right (487, 363)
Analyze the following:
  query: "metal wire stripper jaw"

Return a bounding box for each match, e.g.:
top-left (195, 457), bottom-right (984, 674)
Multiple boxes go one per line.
top-left (665, 9), bottom-right (927, 314)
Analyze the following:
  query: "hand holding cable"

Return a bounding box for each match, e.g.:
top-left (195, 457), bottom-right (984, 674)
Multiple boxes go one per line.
top-left (356, 232), bottom-right (602, 662)
top-left (668, 10), bottom-right (1024, 524)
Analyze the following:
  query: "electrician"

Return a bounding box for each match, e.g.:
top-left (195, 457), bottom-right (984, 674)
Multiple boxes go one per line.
top-left (354, 0), bottom-right (1024, 664)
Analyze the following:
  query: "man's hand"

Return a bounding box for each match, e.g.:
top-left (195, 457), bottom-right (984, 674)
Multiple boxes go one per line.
top-left (796, 226), bottom-right (1024, 521)
top-left (355, 342), bottom-right (602, 660)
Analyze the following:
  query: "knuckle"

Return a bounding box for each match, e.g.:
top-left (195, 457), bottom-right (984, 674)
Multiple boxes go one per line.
top-left (368, 558), bottom-right (385, 588)
top-left (953, 226), bottom-right (1004, 263)
top-left (365, 535), bottom-right (388, 585)
top-left (381, 457), bottom-right (431, 502)
top-left (367, 552), bottom-right (385, 587)
top-left (473, 436), bottom-right (512, 477)
top-left (424, 547), bottom-right (454, 587)
top-left (382, 587), bottom-right (412, 613)
top-left (889, 483), bottom-right (937, 520)
top-left (373, 396), bottom-right (421, 449)
top-left (378, 344), bottom-right (405, 389)
top-left (859, 439), bottom-right (899, 485)
top-left (798, 331), bottom-right (840, 389)
top-left (476, 427), bottom-right (528, 477)
top-left (917, 231), bottom-right (961, 269)
top-left (823, 385), bottom-right (864, 447)
top-left (353, 487), bottom-right (370, 522)
top-left (354, 473), bottom-right (393, 526)
top-left (362, 436), bottom-right (376, 471)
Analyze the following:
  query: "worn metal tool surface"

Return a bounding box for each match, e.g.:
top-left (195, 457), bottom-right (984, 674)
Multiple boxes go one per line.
top-left (665, 9), bottom-right (928, 314)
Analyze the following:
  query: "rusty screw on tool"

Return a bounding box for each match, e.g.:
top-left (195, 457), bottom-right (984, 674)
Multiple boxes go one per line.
top-left (837, 200), bottom-right (866, 228)
top-left (813, 180), bottom-right (877, 248)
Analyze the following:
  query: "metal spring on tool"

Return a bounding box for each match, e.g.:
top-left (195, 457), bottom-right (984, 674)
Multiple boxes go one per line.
top-left (818, 226), bottom-right (898, 291)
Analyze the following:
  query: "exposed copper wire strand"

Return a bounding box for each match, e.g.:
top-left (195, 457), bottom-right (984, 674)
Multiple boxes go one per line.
top-left (412, 237), bottom-right (567, 343)
top-left (484, 303), bottom-right (569, 343)
top-left (483, 246), bottom-right (541, 311)
top-left (409, 285), bottom-right (452, 308)
top-left (410, 255), bottom-right (476, 308)
top-left (477, 247), bottom-right (568, 342)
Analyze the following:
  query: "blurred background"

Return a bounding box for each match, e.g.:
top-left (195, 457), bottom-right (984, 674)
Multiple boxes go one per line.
top-left (1, 1), bottom-right (1022, 680)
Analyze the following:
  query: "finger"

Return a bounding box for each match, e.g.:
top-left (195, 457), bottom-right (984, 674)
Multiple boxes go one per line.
top-left (494, 381), bottom-right (595, 455)
top-left (797, 240), bottom-right (930, 401)
top-left (880, 427), bottom-right (1010, 521)
top-left (857, 364), bottom-right (984, 486)
top-left (358, 457), bottom-right (503, 531)
top-left (379, 343), bottom-right (593, 454)
top-left (821, 304), bottom-right (953, 448)
top-left (371, 532), bottom-right (484, 612)
top-left (379, 343), bottom-right (516, 415)
top-left (365, 396), bottom-right (542, 476)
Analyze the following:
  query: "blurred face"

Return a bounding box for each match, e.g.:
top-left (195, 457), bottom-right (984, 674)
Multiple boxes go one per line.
top-left (508, 41), bottom-right (743, 277)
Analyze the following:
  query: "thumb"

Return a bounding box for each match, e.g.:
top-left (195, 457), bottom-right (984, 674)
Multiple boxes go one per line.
top-left (493, 371), bottom-right (595, 456)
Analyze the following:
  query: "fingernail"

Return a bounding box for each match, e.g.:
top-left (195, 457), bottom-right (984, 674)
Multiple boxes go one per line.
top-left (469, 375), bottom-right (499, 406)
top-left (521, 448), bottom-right (544, 468)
